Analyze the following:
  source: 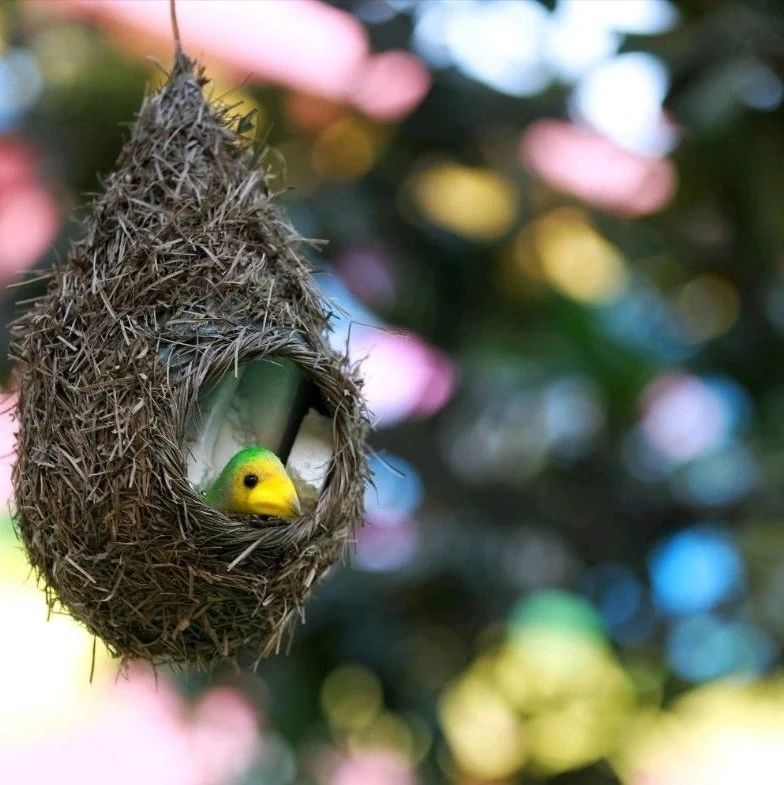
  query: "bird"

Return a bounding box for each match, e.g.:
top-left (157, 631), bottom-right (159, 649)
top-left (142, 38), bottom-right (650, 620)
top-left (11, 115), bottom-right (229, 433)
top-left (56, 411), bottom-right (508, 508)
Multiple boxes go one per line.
top-left (204, 446), bottom-right (302, 519)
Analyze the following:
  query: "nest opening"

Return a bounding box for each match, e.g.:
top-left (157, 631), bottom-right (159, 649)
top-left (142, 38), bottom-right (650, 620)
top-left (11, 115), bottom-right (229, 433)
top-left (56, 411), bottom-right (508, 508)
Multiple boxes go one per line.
top-left (185, 351), bottom-right (334, 516)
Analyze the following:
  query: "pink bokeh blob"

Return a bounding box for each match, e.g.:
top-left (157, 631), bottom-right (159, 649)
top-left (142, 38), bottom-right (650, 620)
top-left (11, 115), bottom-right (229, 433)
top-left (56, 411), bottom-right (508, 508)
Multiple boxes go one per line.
top-left (329, 749), bottom-right (416, 785)
top-left (0, 183), bottom-right (59, 280)
top-left (351, 50), bottom-right (431, 122)
top-left (521, 119), bottom-right (677, 217)
top-left (640, 373), bottom-right (730, 464)
top-left (0, 666), bottom-right (260, 785)
top-left (350, 329), bottom-right (456, 427)
top-left (0, 139), bottom-right (59, 285)
top-left (41, 0), bottom-right (430, 121)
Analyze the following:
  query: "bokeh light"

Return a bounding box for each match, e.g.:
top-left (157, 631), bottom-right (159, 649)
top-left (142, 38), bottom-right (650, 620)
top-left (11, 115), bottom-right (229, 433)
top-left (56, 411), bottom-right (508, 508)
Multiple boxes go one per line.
top-left (349, 328), bottom-right (455, 427)
top-left (546, 2), bottom-right (620, 83)
top-left (0, 140), bottom-right (59, 283)
top-left (356, 516), bottom-right (419, 573)
top-left (649, 526), bottom-right (744, 616)
top-left (732, 59), bottom-right (784, 112)
top-left (583, 564), bottom-right (657, 646)
top-left (413, 0), bottom-right (550, 97)
top-left (521, 119), bottom-right (677, 216)
top-left (319, 275), bottom-right (456, 426)
top-left (44, 0), bottom-right (430, 120)
top-left (407, 160), bottom-right (519, 241)
top-left (640, 374), bottom-right (750, 465)
top-left (599, 279), bottom-right (692, 362)
top-left (674, 445), bottom-right (760, 507)
top-left (327, 749), bottom-right (416, 785)
top-left (666, 615), bottom-right (773, 682)
top-left (312, 116), bottom-right (384, 181)
top-left (674, 274), bottom-right (740, 343)
top-left (440, 361), bottom-right (606, 484)
top-left (321, 664), bottom-right (383, 733)
top-left (350, 50), bottom-right (431, 122)
top-left (617, 679), bottom-right (784, 785)
top-left (449, 590), bottom-right (636, 776)
top-left (439, 669), bottom-right (528, 780)
top-left (334, 247), bottom-right (398, 308)
top-left (365, 453), bottom-right (423, 523)
top-left (570, 52), bottom-right (676, 156)
top-left (525, 207), bottom-right (627, 303)
top-left (0, 47), bottom-right (43, 130)
top-left (553, 0), bottom-right (678, 37)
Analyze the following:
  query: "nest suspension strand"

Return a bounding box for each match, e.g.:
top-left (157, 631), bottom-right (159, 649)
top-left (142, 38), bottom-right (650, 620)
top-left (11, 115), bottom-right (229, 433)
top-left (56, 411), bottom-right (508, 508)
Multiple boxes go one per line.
top-left (10, 41), bottom-right (369, 666)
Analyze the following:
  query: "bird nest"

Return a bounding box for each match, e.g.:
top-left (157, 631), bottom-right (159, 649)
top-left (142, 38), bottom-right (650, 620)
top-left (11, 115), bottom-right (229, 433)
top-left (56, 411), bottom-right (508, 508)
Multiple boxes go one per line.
top-left (10, 52), bottom-right (369, 667)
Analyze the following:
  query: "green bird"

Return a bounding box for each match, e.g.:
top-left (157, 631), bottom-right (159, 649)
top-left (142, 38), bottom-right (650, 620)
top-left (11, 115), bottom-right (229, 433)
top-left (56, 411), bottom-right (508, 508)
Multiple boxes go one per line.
top-left (205, 446), bottom-right (302, 519)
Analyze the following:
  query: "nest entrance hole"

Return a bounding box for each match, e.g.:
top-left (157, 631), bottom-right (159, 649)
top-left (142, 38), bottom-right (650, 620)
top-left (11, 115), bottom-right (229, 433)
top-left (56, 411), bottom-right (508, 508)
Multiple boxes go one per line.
top-left (186, 355), bottom-right (334, 511)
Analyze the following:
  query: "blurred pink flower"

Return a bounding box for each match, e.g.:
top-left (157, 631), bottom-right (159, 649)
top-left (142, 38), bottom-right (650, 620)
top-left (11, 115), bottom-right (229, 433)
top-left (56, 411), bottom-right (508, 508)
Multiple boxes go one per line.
top-left (351, 50), bottom-right (432, 122)
top-left (329, 749), bottom-right (416, 785)
top-left (0, 139), bottom-right (59, 285)
top-left (520, 119), bottom-right (677, 217)
top-left (189, 687), bottom-right (261, 785)
top-left (0, 666), bottom-right (259, 785)
top-left (350, 329), bottom-right (456, 427)
top-left (40, 0), bottom-right (430, 121)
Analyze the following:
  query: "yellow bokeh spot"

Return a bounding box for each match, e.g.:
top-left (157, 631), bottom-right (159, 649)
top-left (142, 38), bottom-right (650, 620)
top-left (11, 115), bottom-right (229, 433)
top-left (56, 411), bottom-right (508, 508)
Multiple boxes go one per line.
top-left (348, 711), bottom-right (415, 759)
top-left (675, 274), bottom-right (740, 342)
top-left (410, 161), bottom-right (519, 241)
top-left (493, 631), bottom-right (632, 774)
top-left (439, 618), bottom-right (634, 779)
top-left (312, 117), bottom-right (383, 181)
top-left (527, 700), bottom-right (616, 774)
top-left (439, 670), bottom-right (528, 780)
top-left (510, 221), bottom-right (543, 280)
top-left (321, 664), bottom-right (383, 732)
top-left (495, 630), bottom-right (622, 711)
top-left (0, 541), bottom-right (112, 743)
top-left (31, 24), bottom-right (95, 85)
top-left (521, 208), bottom-right (627, 303)
top-left (502, 222), bottom-right (547, 299)
top-left (614, 679), bottom-right (784, 785)
top-left (527, 697), bottom-right (630, 775)
top-left (0, 535), bottom-right (32, 585)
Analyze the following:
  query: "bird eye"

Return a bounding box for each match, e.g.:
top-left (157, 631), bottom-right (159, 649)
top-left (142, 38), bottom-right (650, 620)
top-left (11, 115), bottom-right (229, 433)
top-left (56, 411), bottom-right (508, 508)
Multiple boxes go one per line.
top-left (243, 473), bottom-right (259, 489)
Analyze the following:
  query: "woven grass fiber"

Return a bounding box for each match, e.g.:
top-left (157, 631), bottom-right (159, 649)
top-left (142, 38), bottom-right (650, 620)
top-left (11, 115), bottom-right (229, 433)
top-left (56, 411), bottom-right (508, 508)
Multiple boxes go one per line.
top-left (10, 49), bottom-right (369, 668)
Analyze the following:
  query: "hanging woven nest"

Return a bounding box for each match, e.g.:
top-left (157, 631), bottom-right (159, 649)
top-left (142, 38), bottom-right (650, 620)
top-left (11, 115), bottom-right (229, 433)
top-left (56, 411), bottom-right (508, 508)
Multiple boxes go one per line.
top-left (10, 47), bottom-right (369, 667)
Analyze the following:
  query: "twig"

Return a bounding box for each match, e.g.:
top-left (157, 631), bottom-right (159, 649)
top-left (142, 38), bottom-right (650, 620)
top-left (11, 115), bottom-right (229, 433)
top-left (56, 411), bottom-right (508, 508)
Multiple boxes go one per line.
top-left (169, 0), bottom-right (181, 55)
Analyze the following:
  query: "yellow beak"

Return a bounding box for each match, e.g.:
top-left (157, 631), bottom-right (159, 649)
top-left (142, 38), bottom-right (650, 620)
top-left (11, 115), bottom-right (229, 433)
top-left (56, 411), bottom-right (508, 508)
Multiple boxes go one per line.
top-left (249, 475), bottom-right (302, 519)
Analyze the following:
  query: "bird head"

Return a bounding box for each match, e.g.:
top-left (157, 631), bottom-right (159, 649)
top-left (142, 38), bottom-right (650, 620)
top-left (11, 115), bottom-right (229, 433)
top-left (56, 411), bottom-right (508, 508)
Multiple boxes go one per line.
top-left (209, 446), bottom-right (302, 519)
